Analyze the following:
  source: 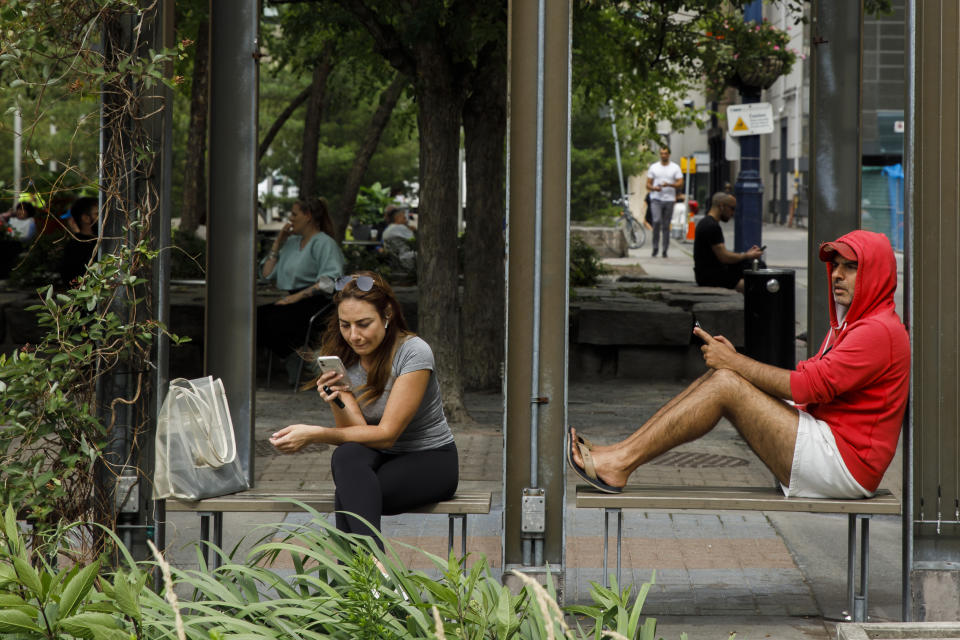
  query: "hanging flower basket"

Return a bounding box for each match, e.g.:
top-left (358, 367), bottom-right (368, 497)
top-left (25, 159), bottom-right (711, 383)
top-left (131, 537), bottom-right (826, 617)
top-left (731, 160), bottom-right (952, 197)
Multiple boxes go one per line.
top-left (735, 56), bottom-right (786, 90)
top-left (700, 14), bottom-right (798, 97)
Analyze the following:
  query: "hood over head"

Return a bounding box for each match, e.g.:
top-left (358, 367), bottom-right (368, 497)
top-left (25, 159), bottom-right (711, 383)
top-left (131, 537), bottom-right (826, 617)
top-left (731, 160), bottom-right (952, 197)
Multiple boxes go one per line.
top-left (819, 230), bottom-right (898, 328)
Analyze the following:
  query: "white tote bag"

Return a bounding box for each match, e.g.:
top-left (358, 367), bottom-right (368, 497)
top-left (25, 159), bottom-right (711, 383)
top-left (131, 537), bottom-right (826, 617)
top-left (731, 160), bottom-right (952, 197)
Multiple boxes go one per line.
top-left (154, 376), bottom-right (250, 501)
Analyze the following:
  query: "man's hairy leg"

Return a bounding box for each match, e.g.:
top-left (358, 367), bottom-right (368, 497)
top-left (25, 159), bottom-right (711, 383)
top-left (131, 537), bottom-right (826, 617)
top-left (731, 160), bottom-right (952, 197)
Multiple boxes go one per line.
top-left (571, 369), bottom-right (799, 488)
top-left (633, 370), bottom-right (713, 432)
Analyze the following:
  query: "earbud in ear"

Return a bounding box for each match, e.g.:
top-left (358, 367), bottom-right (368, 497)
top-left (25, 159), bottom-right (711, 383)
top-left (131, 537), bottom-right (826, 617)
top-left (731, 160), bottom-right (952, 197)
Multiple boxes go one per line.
top-left (385, 320), bottom-right (390, 329)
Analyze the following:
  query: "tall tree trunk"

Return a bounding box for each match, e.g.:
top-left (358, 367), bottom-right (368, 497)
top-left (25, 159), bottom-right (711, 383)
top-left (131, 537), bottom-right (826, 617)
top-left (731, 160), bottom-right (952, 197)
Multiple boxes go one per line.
top-left (299, 46), bottom-right (334, 202)
top-left (259, 85), bottom-right (310, 161)
top-left (179, 17), bottom-right (209, 233)
top-left (333, 73), bottom-right (407, 241)
top-left (414, 45), bottom-right (470, 422)
top-left (461, 39), bottom-right (506, 390)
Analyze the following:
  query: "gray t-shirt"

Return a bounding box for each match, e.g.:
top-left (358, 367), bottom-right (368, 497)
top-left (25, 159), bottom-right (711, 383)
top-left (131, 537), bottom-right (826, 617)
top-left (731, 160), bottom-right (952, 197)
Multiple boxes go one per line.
top-left (345, 336), bottom-right (453, 453)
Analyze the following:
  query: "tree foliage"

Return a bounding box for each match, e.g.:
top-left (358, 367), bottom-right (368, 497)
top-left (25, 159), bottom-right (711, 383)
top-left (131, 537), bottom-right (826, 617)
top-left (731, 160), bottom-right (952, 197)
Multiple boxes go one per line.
top-left (257, 1), bottom-right (418, 218)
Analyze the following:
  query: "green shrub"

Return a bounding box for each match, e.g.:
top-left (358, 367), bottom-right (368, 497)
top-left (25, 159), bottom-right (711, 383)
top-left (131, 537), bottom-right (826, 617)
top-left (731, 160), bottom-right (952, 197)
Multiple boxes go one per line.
top-left (0, 240), bottom-right (185, 549)
top-left (570, 235), bottom-right (608, 287)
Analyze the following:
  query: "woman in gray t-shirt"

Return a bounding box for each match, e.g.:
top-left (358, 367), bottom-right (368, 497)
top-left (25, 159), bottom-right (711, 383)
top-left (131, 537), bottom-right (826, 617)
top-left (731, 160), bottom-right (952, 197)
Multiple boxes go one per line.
top-left (269, 272), bottom-right (458, 549)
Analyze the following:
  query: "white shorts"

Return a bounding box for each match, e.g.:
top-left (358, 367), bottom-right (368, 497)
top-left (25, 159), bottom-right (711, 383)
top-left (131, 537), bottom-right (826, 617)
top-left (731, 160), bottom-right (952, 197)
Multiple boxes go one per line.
top-left (781, 409), bottom-right (873, 499)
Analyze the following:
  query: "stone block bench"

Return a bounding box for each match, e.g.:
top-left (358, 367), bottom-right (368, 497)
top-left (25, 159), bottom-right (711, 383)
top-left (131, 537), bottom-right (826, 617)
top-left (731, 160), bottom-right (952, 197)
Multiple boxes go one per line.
top-left (570, 280), bottom-right (744, 381)
top-left (576, 484), bottom-right (900, 622)
top-left (165, 490), bottom-right (491, 568)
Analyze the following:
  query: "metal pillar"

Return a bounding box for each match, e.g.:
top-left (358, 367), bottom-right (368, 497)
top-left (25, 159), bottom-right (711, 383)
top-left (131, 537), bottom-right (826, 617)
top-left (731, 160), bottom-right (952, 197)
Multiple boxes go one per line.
top-left (12, 109), bottom-right (21, 205)
top-left (207, 0), bottom-right (258, 484)
top-left (504, 0), bottom-right (570, 575)
top-left (147, 0), bottom-right (175, 554)
top-left (733, 0), bottom-right (764, 253)
top-left (909, 0), bottom-right (960, 622)
top-left (806, 0), bottom-right (863, 357)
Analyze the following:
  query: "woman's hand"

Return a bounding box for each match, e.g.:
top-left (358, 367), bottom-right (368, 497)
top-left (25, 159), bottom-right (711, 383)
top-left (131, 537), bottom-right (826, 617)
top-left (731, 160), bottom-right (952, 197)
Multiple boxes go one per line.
top-left (276, 222), bottom-right (294, 245)
top-left (275, 291), bottom-right (304, 306)
top-left (317, 371), bottom-right (349, 405)
top-left (269, 424), bottom-right (326, 453)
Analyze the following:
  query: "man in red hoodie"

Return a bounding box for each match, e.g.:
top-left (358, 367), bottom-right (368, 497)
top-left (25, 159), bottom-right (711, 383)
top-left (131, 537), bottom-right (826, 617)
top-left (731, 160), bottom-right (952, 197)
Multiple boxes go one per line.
top-left (569, 230), bottom-right (910, 498)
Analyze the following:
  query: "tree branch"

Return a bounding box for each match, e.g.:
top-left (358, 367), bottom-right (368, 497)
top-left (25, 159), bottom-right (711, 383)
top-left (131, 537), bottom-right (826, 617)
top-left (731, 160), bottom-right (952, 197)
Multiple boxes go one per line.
top-left (258, 84), bottom-right (311, 161)
top-left (333, 0), bottom-right (417, 77)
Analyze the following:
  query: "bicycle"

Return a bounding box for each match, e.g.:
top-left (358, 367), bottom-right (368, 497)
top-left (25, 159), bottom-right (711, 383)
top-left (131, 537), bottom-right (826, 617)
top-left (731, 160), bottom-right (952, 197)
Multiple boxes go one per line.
top-left (616, 208), bottom-right (646, 249)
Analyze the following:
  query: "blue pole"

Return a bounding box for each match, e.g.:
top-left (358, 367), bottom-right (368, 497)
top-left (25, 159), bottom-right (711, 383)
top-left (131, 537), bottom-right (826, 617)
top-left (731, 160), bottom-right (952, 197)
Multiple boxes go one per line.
top-left (733, 0), bottom-right (764, 252)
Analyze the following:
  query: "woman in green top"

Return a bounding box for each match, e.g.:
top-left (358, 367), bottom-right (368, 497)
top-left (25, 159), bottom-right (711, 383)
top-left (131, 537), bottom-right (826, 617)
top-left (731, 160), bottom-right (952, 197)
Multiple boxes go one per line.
top-left (257, 197), bottom-right (344, 362)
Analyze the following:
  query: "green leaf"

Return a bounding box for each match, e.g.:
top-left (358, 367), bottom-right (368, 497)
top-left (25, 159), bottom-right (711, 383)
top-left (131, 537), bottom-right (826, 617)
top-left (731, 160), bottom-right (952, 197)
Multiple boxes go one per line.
top-left (0, 593), bottom-right (36, 615)
top-left (13, 557), bottom-right (43, 595)
top-left (3, 505), bottom-right (20, 551)
top-left (59, 613), bottom-right (128, 640)
top-left (0, 609), bottom-right (43, 633)
top-left (59, 560), bottom-right (100, 618)
top-left (493, 584), bottom-right (514, 636)
top-left (111, 570), bottom-right (141, 621)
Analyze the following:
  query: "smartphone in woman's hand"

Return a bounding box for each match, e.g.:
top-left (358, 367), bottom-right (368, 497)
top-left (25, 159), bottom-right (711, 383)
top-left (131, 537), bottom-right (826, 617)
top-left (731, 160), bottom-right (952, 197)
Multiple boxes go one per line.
top-left (316, 356), bottom-right (352, 390)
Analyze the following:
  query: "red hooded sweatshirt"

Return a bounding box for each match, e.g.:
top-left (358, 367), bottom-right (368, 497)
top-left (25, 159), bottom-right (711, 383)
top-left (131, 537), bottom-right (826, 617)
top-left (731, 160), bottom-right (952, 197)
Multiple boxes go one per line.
top-left (790, 230), bottom-right (910, 493)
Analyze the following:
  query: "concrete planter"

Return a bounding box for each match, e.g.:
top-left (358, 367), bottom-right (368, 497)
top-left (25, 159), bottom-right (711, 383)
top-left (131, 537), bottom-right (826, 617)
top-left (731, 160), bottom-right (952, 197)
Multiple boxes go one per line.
top-left (571, 225), bottom-right (626, 258)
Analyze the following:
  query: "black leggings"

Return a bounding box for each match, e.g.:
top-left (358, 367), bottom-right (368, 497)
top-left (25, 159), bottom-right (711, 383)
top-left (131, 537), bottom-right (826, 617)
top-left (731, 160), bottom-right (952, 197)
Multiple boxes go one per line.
top-left (330, 441), bottom-right (459, 549)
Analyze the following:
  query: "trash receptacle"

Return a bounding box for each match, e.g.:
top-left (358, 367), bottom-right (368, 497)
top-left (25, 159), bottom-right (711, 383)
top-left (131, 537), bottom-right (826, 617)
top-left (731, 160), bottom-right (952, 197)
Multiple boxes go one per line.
top-left (744, 268), bottom-right (795, 370)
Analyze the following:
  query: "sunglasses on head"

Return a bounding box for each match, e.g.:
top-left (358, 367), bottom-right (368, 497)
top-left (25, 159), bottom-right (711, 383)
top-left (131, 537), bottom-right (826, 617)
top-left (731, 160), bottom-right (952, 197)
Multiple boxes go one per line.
top-left (335, 274), bottom-right (376, 292)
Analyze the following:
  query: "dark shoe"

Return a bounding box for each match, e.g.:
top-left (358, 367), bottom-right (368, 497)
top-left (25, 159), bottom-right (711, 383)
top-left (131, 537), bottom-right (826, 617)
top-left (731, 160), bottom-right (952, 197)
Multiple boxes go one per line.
top-left (662, 252), bottom-right (668, 258)
top-left (651, 248), bottom-right (659, 257)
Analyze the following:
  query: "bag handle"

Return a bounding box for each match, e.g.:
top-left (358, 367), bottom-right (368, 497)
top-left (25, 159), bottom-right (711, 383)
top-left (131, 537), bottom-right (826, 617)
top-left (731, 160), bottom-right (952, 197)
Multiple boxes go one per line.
top-left (168, 377), bottom-right (236, 468)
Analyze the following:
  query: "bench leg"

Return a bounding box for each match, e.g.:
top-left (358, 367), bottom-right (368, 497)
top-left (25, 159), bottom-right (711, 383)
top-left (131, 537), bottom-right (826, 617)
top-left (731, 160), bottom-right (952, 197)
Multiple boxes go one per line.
top-left (447, 514), bottom-right (467, 557)
top-left (847, 513), bottom-right (871, 622)
top-left (602, 508), bottom-right (623, 589)
top-left (199, 511), bottom-right (224, 570)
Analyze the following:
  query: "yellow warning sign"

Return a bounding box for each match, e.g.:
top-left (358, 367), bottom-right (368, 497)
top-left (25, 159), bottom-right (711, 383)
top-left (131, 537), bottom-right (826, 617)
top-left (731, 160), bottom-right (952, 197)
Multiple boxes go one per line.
top-left (733, 117), bottom-right (749, 132)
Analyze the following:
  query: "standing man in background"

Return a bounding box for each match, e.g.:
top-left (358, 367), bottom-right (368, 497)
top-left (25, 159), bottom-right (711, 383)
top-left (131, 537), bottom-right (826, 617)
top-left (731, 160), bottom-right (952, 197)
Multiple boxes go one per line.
top-left (646, 146), bottom-right (683, 258)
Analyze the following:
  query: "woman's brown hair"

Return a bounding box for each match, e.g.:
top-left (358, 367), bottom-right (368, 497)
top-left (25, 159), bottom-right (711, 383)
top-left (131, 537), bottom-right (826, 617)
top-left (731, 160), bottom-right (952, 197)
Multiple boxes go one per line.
top-left (296, 197), bottom-right (335, 238)
top-left (317, 271), bottom-right (411, 405)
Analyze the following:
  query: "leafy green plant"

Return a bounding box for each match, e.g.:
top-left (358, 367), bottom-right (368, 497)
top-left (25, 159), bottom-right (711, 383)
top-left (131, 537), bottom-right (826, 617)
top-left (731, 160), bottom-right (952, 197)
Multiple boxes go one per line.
top-left (570, 235), bottom-right (609, 287)
top-left (566, 573), bottom-right (657, 640)
top-left (0, 240), bottom-right (185, 550)
top-left (0, 503), bottom-right (733, 639)
top-left (354, 182), bottom-right (396, 226)
top-left (0, 506), bottom-right (155, 640)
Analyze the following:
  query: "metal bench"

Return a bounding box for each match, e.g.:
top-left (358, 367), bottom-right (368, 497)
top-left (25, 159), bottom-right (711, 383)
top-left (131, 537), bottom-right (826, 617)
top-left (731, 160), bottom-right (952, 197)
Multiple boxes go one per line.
top-left (576, 484), bottom-right (901, 622)
top-left (165, 490), bottom-right (491, 568)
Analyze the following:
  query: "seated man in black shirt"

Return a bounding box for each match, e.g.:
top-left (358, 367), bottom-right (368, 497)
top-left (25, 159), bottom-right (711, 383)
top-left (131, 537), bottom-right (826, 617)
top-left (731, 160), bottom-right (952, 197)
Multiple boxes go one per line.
top-left (693, 192), bottom-right (764, 292)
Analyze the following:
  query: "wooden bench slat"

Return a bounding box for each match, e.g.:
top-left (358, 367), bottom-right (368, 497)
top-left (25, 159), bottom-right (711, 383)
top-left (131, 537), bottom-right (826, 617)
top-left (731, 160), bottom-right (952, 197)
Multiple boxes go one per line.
top-left (164, 491), bottom-right (491, 515)
top-left (575, 485), bottom-right (900, 515)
